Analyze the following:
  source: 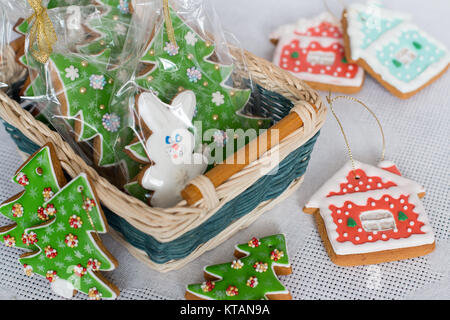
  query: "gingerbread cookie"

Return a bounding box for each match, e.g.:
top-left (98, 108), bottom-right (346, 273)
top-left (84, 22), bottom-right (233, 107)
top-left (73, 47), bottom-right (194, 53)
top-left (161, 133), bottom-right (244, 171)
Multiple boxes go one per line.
top-left (0, 144), bottom-right (66, 251)
top-left (19, 173), bottom-right (119, 299)
top-left (133, 90), bottom-right (208, 208)
top-left (186, 234), bottom-right (292, 300)
top-left (303, 160), bottom-right (435, 266)
top-left (342, 2), bottom-right (450, 99)
top-left (270, 12), bottom-right (364, 93)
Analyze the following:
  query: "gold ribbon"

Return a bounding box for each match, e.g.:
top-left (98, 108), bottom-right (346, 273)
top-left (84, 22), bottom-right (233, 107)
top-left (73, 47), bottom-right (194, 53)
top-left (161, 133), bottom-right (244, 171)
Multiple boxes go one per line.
top-left (163, 0), bottom-right (177, 45)
top-left (326, 92), bottom-right (386, 175)
top-left (26, 0), bottom-right (57, 63)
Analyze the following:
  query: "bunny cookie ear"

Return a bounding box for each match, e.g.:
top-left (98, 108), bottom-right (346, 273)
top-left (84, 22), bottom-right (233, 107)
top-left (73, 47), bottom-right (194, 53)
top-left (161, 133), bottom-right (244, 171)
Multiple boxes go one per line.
top-left (172, 90), bottom-right (197, 121)
top-left (137, 91), bottom-right (170, 134)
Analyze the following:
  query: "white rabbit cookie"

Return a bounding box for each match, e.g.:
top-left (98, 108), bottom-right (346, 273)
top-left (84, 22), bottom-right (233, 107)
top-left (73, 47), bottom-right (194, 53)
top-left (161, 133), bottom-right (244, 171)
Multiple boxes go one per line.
top-left (135, 90), bottom-right (209, 208)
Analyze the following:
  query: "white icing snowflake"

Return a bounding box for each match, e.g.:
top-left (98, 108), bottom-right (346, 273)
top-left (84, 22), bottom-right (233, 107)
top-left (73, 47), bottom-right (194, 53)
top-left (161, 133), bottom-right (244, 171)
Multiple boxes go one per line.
top-left (84, 244), bottom-right (94, 254)
top-left (72, 204), bottom-right (81, 212)
top-left (185, 31), bottom-right (198, 46)
top-left (84, 277), bottom-right (93, 285)
top-left (64, 255), bottom-right (74, 262)
top-left (56, 222), bottom-right (66, 231)
top-left (28, 187), bottom-right (39, 199)
top-left (212, 91), bottom-right (225, 106)
top-left (46, 226), bottom-right (55, 234)
top-left (38, 254), bottom-right (46, 262)
top-left (56, 195), bottom-right (66, 204)
top-left (37, 265), bottom-right (45, 272)
top-left (74, 250), bottom-right (84, 259)
top-left (59, 206), bottom-right (67, 216)
top-left (114, 23), bottom-right (127, 36)
top-left (57, 240), bottom-right (66, 248)
top-left (65, 65), bottom-right (79, 81)
top-left (67, 193), bottom-right (76, 202)
top-left (41, 235), bottom-right (50, 243)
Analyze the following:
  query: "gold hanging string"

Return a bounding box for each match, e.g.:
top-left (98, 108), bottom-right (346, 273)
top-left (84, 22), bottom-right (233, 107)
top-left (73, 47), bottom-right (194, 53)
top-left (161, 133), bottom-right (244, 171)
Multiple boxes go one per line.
top-left (163, 0), bottom-right (177, 45)
top-left (326, 92), bottom-right (386, 174)
top-left (26, 0), bottom-right (57, 63)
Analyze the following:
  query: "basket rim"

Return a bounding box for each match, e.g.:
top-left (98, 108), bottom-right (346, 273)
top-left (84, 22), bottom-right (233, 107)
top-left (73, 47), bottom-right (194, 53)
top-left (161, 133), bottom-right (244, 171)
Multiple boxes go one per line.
top-left (0, 48), bottom-right (326, 243)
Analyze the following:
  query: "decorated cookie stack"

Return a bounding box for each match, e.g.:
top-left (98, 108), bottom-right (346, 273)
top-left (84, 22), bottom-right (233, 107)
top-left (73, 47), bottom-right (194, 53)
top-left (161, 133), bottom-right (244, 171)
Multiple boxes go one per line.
top-left (0, 144), bottom-right (119, 299)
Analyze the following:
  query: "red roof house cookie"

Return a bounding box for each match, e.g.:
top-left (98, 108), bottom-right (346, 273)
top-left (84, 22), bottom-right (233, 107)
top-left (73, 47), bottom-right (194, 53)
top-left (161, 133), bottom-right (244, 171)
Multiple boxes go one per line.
top-left (303, 160), bottom-right (435, 266)
top-left (270, 12), bottom-right (365, 93)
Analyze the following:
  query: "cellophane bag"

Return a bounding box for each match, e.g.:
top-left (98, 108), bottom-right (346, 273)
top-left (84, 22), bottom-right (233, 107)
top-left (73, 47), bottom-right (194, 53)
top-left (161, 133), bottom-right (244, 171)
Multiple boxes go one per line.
top-left (0, 1), bottom-right (28, 95)
top-left (23, 2), bottom-right (137, 187)
top-left (111, 0), bottom-right (273, 208)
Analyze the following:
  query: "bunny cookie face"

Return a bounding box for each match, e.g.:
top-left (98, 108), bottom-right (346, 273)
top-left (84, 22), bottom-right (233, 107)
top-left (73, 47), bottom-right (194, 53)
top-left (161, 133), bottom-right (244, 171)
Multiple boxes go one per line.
top-left (136, 90), bottom-right (208, 208)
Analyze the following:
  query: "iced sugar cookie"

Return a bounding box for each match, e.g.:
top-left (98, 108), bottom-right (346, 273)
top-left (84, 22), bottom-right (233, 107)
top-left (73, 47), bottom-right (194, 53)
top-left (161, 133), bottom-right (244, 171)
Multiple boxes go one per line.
top-left (303, 160), bottom-right (435, 266)
top-left (271, 12), bottom-right (364, 93)
top-left (342, 1), bottom-right (450, 99)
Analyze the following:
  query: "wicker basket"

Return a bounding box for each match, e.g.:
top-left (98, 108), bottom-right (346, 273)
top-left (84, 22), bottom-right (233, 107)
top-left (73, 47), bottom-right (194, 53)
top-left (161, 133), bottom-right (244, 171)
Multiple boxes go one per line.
top-left (0, 48), bottom-right (326, 272)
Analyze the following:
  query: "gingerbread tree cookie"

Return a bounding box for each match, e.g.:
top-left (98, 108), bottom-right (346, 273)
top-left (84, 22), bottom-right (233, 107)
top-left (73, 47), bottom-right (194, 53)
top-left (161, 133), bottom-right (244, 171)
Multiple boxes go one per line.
top-left (186, 234), bottom-right (292, 300)
top-left (303, 160), bottom-right (435, 266)
top-left (0, 144), bottom-right (66, 251)
top-left (135, 5), bottom-right (270, 158)
top-left (19, 173), bottom-right (119, 300)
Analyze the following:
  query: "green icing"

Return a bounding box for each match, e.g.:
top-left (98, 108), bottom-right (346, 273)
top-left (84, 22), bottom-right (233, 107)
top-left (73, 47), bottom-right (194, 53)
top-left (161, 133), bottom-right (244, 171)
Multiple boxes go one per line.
top-left (413, 41), bottom-right (422, 50)
top-left (77, 0), bottom-right (132, 64)
top-left (47, 0), bottom-right (93, 9)
top-left (347, 217), bottom-right (357, 228)
top-left (291, 51), bottom-right (299, 59)
top-left (0, 146), bottom-right (64, 251)
top-left (398, 211), bottom-right (408, 221)
top-left (124, 140), bottom-right (150, 163)
top-left (124, 181), bottom-right (150, 203)
top-left (187, 234), bottom-right (290, 300)
top-left (135, 6), bottom-right (271, 159)
top-left (19, 174), bottom-right (117, 299)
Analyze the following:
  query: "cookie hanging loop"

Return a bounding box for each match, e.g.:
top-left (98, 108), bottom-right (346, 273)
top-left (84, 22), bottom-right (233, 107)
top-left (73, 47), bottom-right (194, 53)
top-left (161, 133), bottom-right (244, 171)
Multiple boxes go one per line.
top-left (163, 0), bottom-right (177, 46)
top-left (326, 92), bottom-right (386, 176)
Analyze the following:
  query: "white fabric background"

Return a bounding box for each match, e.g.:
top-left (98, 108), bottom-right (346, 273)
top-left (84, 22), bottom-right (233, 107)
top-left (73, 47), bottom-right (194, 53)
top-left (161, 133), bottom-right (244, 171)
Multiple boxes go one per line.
top-left (0, 0), bottom-right (449, 300)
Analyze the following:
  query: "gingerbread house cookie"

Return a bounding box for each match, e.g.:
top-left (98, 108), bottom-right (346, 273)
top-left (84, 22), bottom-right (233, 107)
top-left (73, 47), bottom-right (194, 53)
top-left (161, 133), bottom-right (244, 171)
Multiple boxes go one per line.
top-left (342, 1), bottom-right (450, 99)
top-left (270, 12), bottom-right (365, 93)
top-left (303, 160), bottom-right (435, 266)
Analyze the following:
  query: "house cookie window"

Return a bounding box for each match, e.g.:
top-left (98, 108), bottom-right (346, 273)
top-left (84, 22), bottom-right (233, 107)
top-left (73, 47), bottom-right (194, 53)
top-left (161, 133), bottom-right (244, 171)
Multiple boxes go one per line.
top-left (306, 51), bottom-right (335, 66)
top-left (360, 210), bottom-right (396, 232)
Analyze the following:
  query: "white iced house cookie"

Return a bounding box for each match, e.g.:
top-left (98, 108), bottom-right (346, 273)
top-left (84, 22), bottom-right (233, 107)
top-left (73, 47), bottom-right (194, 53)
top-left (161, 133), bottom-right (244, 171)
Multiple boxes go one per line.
top-left (342, 1), bottom-right (450, 99)
top-left (303, 160), bottom-right (435, 266)
top-left (270, 12), bottom-right (365, 93)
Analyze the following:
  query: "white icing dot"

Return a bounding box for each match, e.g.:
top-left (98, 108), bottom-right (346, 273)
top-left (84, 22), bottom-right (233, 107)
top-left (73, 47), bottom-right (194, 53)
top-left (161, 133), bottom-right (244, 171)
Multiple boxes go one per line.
top-left (338, 219), bottom-right (343, 223)
top-left (377, 183), bottom-right (382, 187)
top-left (348, 204), bottom-right (352, 208)
top-left (345, 211), bottom-right (349, 216)
top-left (320, 69), bottom-right (325, 74)
top-left (333, 44), bottom-right (338, 50)
top-left (368, 178), bottom-right (373, 182)
top-left (367, 185), bottom-right (371, 189)
top-left (333, 72), bottom-right (338, 77)
top-left (343, 233), bottom-right (348, 237)
top-left (410, 221), bottom-right (415, 226)
top-left (295, 60), bottom-right (301, 66)
top-left (291, 43), bottom-right (296, 48)
top-left (371, 202), bottom-right (376, 206)
top-left (315, 27), bottom-right (320, 32)
top-left (302, 49), bottom-right (307, 54)
top-left (322, 32), bottom-right (328, 37)
top-left (330, 27), bottom-right (335, 32)
top-left (307, 68), bottom-right (313, 72)
top-left (384, 197), bottom-right (389, 202)
top-left (311, 43), bottom-right (316, 49)
top-left (373, 231), bottom-right (378, 235)
top-left (282, 58), bottom-right (288, 62)
top-left (407, 228), bottom-right (412, 233)
top-left (284, 50), bottom-right (290, 55)
top-left (355, 236), bottom-right (360, 241)
top-left (359, 181), bottom-right (363, 185)
top-left (326, 66), bottom-right (331, 71)
top-left (390, 204), bottom-right (395, 209)
top-left (382, 234), bottom-right (387, 239)
top-left (358, 228), bottom-right (363, 232)
top-left (368, 235), bottom-right (373, 240)
top-left (283, 64), bottom-right (288, 68)
top-left (403, 205), bottom-right (408, 210)
top-left (346, 72), bottom-right (351, 78)
top-left (349, 65), bottom-right (354, 71)
top-left (400, 199), bottom-right (405, 203)
top-left (343, 188), bottom-right (347, 192)
top-left (337, 209), bottom-right (341, 214)
top-left (393, 229), bottom-right (398, 233)
top-left (355, 187), bottom-right (360, 191)
top-left (337, 67), bottom-right (342, 72)
top-left (294, 67), bottom-right (299, 72)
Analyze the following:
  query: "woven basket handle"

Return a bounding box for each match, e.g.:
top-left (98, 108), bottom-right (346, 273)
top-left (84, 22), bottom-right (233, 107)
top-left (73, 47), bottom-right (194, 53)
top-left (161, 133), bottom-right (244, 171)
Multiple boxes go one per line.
top-left (181, 103), bottom-right (317, 206)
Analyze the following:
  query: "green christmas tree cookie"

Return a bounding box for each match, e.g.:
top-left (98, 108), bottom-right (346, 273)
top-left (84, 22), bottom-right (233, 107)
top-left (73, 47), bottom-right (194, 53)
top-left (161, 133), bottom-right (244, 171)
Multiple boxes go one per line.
top-left (0, 144), bottom-right (66, 251)
top-left (186, 234), bottom-right (292, 300)
top-left (134, 5), bottom-right (271, 159)
top-left (19, 173), bottom-right (119, 300)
